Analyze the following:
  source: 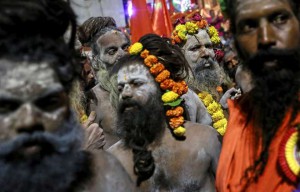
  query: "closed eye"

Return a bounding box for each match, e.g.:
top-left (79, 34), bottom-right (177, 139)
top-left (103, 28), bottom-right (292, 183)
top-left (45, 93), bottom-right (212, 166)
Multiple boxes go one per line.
top-left (35, 92), bottom-right (66, 112)
top-left (0, 99), bottom-right (20, 114)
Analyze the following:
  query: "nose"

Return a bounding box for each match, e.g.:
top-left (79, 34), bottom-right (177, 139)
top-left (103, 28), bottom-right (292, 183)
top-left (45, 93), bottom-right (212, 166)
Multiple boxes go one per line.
top-left (15, 103), bottom-right (44, 134)
top-left (258, 20), bottom-right (276, 50)
top-left (121, 84), bottom-right (133, 100)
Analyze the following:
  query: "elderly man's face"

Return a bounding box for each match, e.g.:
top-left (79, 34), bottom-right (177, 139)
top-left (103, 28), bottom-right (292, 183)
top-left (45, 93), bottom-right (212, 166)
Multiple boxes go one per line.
top-left (0, 59), bottom-right (69, 156)
top-left (182, 29), bottom-right (215, 71)
top-left (97, 30), bottom-right (130, 71)
top-left (234, 0), bottom-right (300, 61)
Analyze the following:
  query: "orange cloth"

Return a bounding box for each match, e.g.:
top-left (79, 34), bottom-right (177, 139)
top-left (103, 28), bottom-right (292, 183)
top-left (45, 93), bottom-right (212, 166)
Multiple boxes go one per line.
top-left (216, 99), bottom-right (300, 192)
top-left (151, 0), bottom-right (173, 37)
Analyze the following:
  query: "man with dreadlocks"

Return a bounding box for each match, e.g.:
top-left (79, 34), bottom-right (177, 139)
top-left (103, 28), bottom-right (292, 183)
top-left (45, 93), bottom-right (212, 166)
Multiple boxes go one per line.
top-left (216, 0), bottom-right (300, 191)
top-left (76, 16), bottom-right (131, 149)
top-left (109, 34), bottom-right (221, 191)
top-left (0, 0), bottom-right (135, 191)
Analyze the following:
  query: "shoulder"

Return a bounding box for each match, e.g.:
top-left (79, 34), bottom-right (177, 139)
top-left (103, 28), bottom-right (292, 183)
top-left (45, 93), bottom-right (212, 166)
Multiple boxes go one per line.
top-left (184, 121), bottom-right (221, 149)
top-left (87, 150), bottom-right (135, 192)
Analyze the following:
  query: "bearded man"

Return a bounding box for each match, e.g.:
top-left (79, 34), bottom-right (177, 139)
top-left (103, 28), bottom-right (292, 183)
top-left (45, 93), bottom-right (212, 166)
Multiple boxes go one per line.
top-left (216, 0), bottom-right (300, 191)
top-left (108, 34), bottom-right (221, 191)
top-left (77, 17), bottom-right (131, 149)
top-left (172, 15), bottom-right (231, 135)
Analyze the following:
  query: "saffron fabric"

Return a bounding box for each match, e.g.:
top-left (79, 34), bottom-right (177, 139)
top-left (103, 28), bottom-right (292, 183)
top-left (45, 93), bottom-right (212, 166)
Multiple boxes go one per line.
top-left (216, 99), bottom-right (300, 192)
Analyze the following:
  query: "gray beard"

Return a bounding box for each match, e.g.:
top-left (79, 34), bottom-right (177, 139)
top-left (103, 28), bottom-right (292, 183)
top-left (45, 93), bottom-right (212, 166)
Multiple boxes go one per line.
top-left (189, 62), bottom-right (225, 93)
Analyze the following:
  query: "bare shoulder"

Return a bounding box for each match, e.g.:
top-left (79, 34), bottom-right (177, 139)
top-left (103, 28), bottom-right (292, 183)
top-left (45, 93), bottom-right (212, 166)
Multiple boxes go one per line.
top-left (184, 121), bottom-right (221, 148)
top-left (87, 150), bottom-right (135, 192)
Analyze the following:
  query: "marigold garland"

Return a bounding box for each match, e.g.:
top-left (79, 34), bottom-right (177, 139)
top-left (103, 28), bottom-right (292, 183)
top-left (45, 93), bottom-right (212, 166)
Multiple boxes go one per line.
top-left (171, 13), bottom-right (221, 46)
top-left (129, 42), bottom-right (188, 137)
top-left (198, 92), bottom-right (227, 136)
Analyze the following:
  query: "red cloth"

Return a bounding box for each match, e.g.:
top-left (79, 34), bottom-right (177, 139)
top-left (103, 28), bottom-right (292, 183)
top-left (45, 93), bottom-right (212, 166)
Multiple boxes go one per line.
top-left (216, 99), bottom-right (300, 192)
top-left (151, 0), bottom-right (173, 37)
top-left (130, 0), bottom-right (153, 43)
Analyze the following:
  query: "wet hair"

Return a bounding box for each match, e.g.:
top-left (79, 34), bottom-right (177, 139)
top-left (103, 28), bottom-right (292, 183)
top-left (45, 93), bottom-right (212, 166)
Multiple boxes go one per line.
top-left (77, 16), bottom-right (129, 56)
top-left (0, 0), bottom-right (77, 48)
top-left (112, 34), bottom-right (190, 81)
top-left (225, 0), bottom-right (300, 34)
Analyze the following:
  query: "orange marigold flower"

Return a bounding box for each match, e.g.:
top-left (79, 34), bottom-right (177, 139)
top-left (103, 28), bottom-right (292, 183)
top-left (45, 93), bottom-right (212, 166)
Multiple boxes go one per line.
top-left (155, 70), bottom-right (170, 83)
top-left (216, 86), bottom-right (223, 93)
top-left (160, 79), bottom-right (175, 90)
top-left (174, 36), bottom-right (182, 43)
top-left (150, 63), bottom-right (165, 76)
top-left (144, 55), bottom-right (158, 67)
top-left (140, 49), bottom-right (149, 58)
top-left (166, 106), bottom-right (184, 117)
top-left (196, 20), bottom-right (208, 29)
top-left (169, 116), bottom-right (184, 129)
top-left (172, 81), bottom-right (188, 95)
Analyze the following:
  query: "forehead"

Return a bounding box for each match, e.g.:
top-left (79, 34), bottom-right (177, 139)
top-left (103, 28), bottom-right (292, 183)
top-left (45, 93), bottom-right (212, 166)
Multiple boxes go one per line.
top-left (117, 63), bottom-right (153, 83)
top-left (97, 30), bottom-right (128, 48)
top-left (185, 30), bottom-right (211, 46)
top-left (0, 59), bottom-right (62, 98)
top-left (235, 0), bottom-right (293, 19)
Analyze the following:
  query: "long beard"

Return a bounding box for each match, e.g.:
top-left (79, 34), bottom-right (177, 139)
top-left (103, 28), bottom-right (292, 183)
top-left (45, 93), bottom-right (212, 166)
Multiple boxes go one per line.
top-left (0, 113), bottom-right (92, 192)
top-left (240, 48), bottom-right (300, 181)
top-left (189, 58), bottom-right (225, 97)
top-left (116, 92), bottom-right (165, 185)
top-left (117, 92), bottom-right (165, 148)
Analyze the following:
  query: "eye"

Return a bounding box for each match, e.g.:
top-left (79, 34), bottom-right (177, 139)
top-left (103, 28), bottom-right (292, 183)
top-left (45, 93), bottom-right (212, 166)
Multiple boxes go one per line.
top-left (238, 20), bottom-right (258, 34)
top-left (133, 81), bottom-right (143, 87)
top-left (122, 44), bottom-right (130, 51)
top-left (189, 45), bottom-right (201, 51)
top-left (107, 48), bottom-right (117, 56)
top-left (205, 44), bottom-right (213, 49)
top-left (271, 13), bottom-right (289, 25)
top-left (35, 92), bottom-right (66, 112)
top-left (0, 99), bottom-right (20, 114)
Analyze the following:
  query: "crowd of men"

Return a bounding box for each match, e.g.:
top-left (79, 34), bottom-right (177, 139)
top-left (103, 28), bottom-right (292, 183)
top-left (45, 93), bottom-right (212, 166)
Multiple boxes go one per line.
top-left (0, 0), bottom-right (299, 191)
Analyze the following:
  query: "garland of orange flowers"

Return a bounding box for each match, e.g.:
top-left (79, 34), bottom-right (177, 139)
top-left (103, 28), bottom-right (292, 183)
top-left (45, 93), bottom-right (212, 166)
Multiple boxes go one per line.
top-left (129, 42), bottom-right (188, 137)
top-left (198, 91), bottom-right (227, 136)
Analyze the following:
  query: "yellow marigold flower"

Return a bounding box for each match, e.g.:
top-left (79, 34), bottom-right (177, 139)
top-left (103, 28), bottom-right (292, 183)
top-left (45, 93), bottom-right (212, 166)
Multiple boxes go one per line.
top-left (211, 35), bottom-right (221, 45)
top-left (129, 42), bottom-right (143, 55)
top-left (173, 126), bottom-right (186, 137)
top-left (211, 110), bottom-right (225, 122)
top-left (207, 101), bottom-right (219, 114)
top-left (175, 24), bottom-right (186, 32)
top-left (185, 22), bottom-right (198, 34)
top-left (203, 94), bottom-right (214, 106)
top-left (198, 92), bottom-right (209, 100)
top-left (178, 30), bottom-right (187, 41)
top-left (80, 114), bottom-right (88, 124)
top-left (217, 125), bottom-right (226, 136)
top-left (213, 118), bottom-right (227, 130)
top-left (208, 26), bottom-right (218, 37)
top-left (162, 91), bottom-right (179, 103)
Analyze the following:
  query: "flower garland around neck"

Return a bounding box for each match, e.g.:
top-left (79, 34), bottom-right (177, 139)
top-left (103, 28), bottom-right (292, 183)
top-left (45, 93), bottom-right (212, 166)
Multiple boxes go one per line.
top-left (198, 91), bottom-right (227, 136)
top-left (171, 13), bottom-right (221, 46)
top-left (128, 42), bottom-right (188, 137)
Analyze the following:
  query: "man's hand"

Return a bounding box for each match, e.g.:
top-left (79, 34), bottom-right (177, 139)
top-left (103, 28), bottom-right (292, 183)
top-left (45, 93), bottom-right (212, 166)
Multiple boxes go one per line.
top-left (219, 88), bottom-right (242, 109)
top-left (82, 111), bottom-right (106, 150)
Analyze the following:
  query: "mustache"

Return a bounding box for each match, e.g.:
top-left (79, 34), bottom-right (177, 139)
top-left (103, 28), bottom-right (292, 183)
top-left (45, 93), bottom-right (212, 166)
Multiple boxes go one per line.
top-left (245, 48), bottom-right (300, 72)
top-left (118, 99), bottom-right (142, 113)
top-left (0, 113), bottom-right (83, 157)
top-left (193, 57), bottom-right (216, 73)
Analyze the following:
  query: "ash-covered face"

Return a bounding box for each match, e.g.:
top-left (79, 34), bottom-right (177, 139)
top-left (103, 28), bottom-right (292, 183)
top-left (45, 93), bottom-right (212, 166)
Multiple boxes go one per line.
top-left (117, 64), bottom-right (158, 109)
top-left (96, 30), bottom-right (130, 72)
top-left (234, 0), bottom-right (300, 64)
top-left (0, 59), bottom-right (69, 157)
top-left (182, 29), bottom-right (224, 91)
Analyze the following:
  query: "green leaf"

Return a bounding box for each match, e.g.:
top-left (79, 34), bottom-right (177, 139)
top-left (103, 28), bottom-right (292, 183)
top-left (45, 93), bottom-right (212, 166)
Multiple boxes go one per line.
top-left (164, 98), bottom-right (183, 107)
